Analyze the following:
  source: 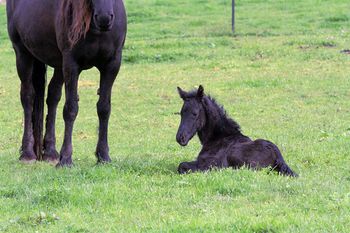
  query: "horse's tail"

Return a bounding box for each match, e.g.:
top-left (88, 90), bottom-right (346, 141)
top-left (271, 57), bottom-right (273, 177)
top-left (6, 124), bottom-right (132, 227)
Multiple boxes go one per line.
top-left (32, 60), bottom-right (47, 161)
top-left (273, 144), bottom-right (298, 177)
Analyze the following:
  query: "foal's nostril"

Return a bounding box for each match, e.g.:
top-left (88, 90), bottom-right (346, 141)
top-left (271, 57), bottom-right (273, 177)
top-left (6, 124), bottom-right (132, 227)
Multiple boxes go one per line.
top-left (176, 134), bottom-right (183, 143)
top-left (179, 135), bottom-right (186, 144)
top-left (110, 14), bottom-right (114, 20)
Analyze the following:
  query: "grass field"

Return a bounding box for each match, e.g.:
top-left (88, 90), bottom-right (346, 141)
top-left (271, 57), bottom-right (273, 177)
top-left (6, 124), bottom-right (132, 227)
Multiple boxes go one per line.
top-left (1, 0), bottom-right (350, 232)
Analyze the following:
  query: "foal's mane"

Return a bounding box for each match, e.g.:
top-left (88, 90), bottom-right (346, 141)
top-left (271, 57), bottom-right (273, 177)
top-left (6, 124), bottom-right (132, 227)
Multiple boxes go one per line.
top-left (60, 0), bottom-right (92, 47)
top-left (184, 89), bottom-right (242, 136)
top-left (202, 94), bottom-right (242, 137)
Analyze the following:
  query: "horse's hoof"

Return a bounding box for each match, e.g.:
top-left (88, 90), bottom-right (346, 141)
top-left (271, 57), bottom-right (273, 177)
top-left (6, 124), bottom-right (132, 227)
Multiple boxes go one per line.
top-left (43, 150), bottom-right (59, 165)
top-left (19, 152), bottom-right (37, 164)
top-left (19, 157), bottom-right (37, 164)
top-left (46, 158), bottom-right (59, 166)
top-left (96, 151), bottom-right (111, 164)
top-left (55, 162), bottom-right (73, 168)
top-left (55, 158), bottom-right (73, 168)
top-left (97, 157), bottom-right (112, 164)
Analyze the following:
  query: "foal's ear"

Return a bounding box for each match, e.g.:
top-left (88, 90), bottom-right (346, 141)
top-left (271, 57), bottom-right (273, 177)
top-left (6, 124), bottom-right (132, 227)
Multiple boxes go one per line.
top-left (202, 96), bottom-right (210, 108)
top-left (197, 85), bottom-right (204, 99)
top-left (177, 87), bottom-right (186, 99)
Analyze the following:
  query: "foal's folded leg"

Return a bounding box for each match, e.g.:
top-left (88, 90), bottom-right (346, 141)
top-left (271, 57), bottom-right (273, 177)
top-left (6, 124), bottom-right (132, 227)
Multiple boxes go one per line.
top-left (178, 161), bottom-right (198, 174)
top-left (198, 159), bottom-right (224, 172)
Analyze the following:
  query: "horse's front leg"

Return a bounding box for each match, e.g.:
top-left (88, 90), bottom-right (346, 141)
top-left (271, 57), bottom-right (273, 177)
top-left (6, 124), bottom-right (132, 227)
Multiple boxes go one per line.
top-left (56, 56), bottom-right (80, 167)
top-left (43, 69), bottom-right (63, 164)
top-left (178, 161), bottom-right (199, 174)
top-left (95, 54), bottom-right (122, 163)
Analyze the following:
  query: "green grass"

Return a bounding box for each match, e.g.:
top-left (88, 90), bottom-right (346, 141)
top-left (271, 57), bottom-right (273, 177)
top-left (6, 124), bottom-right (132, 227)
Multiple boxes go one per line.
top-left (1, 0), bottom-right (350, 232)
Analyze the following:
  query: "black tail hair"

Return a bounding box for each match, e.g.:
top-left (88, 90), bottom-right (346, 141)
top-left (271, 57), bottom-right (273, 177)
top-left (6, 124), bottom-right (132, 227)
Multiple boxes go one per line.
top-left (32, 60), bottom-right (46, 160)
top-left (273, 145), bottom-right (298, 177)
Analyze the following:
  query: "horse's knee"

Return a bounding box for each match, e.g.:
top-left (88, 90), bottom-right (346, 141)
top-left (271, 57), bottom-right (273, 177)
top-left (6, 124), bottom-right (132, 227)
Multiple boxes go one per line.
top-left (20, 83), bottom-right (34, 105)
top-left (46, 71), bottom-right (63, 106)
top-left (97, 99), bottom-right (111, 120)
top-left (47, 86), bottom-right (62, 105)
top-left (63, 100), bottom-right (78, 122)
top-left (47, 93), bottom-right (62, 106)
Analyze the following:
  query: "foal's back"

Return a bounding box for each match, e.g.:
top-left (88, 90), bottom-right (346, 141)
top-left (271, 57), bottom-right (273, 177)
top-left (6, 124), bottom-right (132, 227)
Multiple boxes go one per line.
top-left (226, 139), bottom-right (297, 176)
top-left (226, 139), bottom-right (278, 167)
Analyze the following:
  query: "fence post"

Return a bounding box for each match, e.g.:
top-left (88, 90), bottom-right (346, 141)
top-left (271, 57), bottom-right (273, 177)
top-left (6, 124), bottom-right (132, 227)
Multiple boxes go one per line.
top-left (232, 0), bottom-right (235, 32)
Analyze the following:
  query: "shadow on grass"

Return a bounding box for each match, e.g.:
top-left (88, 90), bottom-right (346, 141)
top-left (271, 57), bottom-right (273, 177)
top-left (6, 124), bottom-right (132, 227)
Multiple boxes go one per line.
top-left (103, 156), bottom-right (178, 176)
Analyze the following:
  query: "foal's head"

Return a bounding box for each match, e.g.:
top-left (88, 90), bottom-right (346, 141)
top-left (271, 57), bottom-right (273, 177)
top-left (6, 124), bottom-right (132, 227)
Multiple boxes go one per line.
top-left (176, 85), bottom-right (206, 146)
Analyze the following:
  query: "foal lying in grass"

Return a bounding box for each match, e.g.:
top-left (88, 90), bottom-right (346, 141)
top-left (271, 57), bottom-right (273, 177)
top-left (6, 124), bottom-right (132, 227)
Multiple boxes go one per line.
top-left (176, 85), bottom-right (297, 177)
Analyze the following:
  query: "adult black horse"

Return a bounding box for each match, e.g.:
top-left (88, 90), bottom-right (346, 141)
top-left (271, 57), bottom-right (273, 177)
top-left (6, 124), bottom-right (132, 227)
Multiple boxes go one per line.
top-left (6, 0), bottom-right (127, 167)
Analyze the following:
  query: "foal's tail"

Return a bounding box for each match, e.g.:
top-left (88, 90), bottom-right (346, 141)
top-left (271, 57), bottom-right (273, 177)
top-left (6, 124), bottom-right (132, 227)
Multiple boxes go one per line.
top-left (32, 60), bottom-right (47, 160)
top-left (273, 145), bottom-right (298, 177)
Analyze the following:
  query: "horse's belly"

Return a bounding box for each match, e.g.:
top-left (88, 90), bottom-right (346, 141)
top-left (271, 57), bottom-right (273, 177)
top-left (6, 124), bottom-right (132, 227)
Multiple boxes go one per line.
top-left (11, 0), bottom-right (62, 67)
top-left (29, 45), bottom-right (62, 68)
top-left (16, 20), bottom-right (62, 67)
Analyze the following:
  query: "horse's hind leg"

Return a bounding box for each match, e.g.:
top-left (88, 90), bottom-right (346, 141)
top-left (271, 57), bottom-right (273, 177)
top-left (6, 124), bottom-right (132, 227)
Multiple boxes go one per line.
top-left (275, 160), bottom-right (298, 177)
top-left (95, 54), bottom-right (122, 163)
top-left (272, 144), bottom-right (298, 177)
top-left (14, 45), bottom-right (36, 162)
top-left (43, 68), bottom-right (64, 164)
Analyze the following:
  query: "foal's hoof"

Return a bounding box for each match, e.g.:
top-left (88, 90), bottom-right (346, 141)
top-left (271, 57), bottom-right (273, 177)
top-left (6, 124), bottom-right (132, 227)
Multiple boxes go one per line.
top-left (55, 157), bottom-right (73, 168)
top-left (19, 152), bottom-right (37, 164)
top-left (43, 150), bottom-right (59, 165)
top-left (178, 162), bottom-right (191, 174)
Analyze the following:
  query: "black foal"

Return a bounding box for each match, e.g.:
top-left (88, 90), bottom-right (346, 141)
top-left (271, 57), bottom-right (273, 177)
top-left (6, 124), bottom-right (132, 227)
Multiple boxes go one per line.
top-left (176, 85), bottom-right (297, 177)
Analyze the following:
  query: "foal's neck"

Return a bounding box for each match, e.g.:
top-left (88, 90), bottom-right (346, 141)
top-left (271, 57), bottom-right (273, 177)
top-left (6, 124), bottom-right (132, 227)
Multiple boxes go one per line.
top-left (197, 97), bottom-right (243, 145)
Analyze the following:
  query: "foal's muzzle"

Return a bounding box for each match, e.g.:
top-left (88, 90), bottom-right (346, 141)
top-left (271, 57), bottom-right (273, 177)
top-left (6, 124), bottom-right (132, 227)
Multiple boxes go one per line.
top-left (176, 133), bottom-right (189, 146)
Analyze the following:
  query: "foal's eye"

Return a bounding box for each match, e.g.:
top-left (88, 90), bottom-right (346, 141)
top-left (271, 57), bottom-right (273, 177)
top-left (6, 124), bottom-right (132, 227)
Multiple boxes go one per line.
top-left (192, 112), bottom-right (198, 117)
